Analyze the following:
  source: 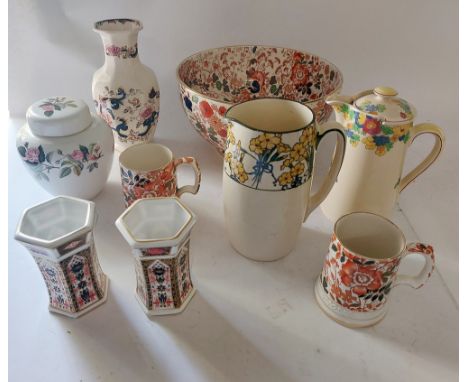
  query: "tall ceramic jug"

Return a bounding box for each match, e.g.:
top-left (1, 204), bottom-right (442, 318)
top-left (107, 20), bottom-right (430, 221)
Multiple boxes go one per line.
top-left (321, 86), bottom-right (444, 221)
top-left (223, 98), bottom-right (346, 261)
top-left (92, 19), bottom-right (160, 152)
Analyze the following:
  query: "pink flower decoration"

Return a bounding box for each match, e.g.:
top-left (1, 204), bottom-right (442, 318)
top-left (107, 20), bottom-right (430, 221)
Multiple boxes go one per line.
top-left (106, 45), bottom-right (121, 56)
top-left (71, 150), bottom-right (84, 161)
top-left (140, 107), bottom-right (153, 119)
top-left (41, 104), bottom-right (54, 112)
top-left (145, 247), bottom-right (170, 255)
top-left (25, 147), bottom-right (40, 163)
top-left (140, 107), bottom-right (153, 120)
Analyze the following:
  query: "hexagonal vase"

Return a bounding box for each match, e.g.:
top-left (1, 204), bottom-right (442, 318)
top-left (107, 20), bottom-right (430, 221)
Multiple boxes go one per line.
top-left (15, 196), bottom-right (109, 318)
top-left (115, 197), bottom-right (197, 316)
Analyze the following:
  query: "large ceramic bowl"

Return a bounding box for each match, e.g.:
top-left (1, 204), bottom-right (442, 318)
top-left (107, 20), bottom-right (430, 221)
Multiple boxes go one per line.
top-left (177, 45), bottom-right (343, 154)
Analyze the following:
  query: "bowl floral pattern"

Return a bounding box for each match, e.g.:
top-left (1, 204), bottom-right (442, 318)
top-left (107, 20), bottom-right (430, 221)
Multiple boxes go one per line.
top-left (177, 45), bottom-right (343, 154)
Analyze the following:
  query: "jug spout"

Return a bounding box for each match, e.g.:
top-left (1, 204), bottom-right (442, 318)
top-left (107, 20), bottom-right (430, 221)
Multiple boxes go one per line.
top-left (225, 98), bottom-right (314, 132)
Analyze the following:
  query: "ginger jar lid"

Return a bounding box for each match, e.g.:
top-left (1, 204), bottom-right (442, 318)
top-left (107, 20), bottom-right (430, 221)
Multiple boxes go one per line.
top-left (354, 86), bottom-right (416, 123)
top-left (26, 97), bottom-right (93, 137)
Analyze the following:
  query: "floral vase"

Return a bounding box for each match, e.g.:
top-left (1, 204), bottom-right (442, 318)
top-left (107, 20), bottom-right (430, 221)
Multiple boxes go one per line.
top-left (92, 19), bottom-right (160, 151)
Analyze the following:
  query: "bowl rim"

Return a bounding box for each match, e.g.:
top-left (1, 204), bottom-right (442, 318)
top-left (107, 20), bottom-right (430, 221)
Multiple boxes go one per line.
top-left (176, 44), bottom-right (344, 105)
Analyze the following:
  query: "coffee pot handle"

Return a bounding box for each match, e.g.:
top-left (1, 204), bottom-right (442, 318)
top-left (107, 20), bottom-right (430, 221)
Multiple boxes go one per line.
top-left (394, 243), bottom-right (435, 289)
top-left (174, 157), bottom-right (202, 197)
top-left (397, 123), bottom-right (444, 192)
top-left (304, 122), bottom-right (346, 221)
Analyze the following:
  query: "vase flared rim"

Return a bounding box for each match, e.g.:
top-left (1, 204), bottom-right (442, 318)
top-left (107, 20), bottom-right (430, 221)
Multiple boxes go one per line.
top-left (94, 18), bottom-right (143, 34)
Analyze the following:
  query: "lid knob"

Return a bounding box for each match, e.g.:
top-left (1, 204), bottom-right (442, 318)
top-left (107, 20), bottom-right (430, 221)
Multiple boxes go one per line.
top-left (26, 97), bottom-right (93, 137)
top-left (374, 86), bottom-right (398, 97)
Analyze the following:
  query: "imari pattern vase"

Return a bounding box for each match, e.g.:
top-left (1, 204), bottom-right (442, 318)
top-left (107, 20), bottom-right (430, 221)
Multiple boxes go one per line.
top-left (15, 196), bottom-right (109, 318)
top-left (115, 197), bottom-right (197, 316)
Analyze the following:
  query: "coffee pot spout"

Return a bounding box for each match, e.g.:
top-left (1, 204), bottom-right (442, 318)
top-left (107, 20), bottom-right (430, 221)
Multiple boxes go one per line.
top-left (325, 94), bottom-right (353, 109)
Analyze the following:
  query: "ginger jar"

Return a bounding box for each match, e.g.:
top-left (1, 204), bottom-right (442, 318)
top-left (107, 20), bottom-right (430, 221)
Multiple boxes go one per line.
top-left (16, 97), bottom-right (114, 200)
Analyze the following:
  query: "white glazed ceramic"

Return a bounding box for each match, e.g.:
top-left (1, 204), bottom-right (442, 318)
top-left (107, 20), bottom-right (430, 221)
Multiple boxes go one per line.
top-left (315, 212), bottom-right (435, 328)
top-left (16, 97), bottom-right (114, 200)
top-left (15, 196), bottom-right (109, 318)
top-left (119, 143), bottom-right (201, 207)
top-left (115, 197), bottom-right (197, 316)
top-left (92, 18), bottom-right (160, 151)
top-left (223, 98), bottom-right (346, 261)
top-left (177, 45), bottom-right (343, 154)
top-left (321, 86), bottom-right (445, 221)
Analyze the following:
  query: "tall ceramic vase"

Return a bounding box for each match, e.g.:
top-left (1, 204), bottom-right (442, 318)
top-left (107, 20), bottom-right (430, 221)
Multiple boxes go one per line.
top-left (92, 19), bottom-right (160, 152)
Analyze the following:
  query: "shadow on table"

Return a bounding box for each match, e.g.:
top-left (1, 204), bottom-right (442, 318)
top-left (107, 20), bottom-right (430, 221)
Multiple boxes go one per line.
top-left (153, 288), bottom-right (403, 382)
top-left (153, 291), bottom-right (330, 382)
top-left (152, 292), bottom-right (295, 381)
top-left (149, 226), bottom-right (368, 382)
top-left (52, 287), bottom-right (175, 382)
top-left (362, 282), bottom-right (459, 370)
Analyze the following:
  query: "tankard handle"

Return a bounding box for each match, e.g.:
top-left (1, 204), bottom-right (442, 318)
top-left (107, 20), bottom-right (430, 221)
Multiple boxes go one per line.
top-left (394, 243), bottom-right (435, 289)
top-left (304, 122), bottom-right (346, 221)
top-left (174, 156), bottom-right (201, 197)
top-left (397, 123), bottom-right (444, 193)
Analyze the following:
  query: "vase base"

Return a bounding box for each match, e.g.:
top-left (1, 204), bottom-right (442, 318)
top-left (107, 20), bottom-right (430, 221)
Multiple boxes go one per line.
top-left (135, 287), bottom-right (196, 316)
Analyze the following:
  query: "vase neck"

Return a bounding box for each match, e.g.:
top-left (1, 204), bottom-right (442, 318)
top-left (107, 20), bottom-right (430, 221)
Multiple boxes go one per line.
top-left (99, 31), bottom-right (141, 66)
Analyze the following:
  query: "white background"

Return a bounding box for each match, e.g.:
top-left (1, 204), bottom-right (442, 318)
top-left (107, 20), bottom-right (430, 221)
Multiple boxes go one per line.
top-left (8, 0), bottom-right (458, 381)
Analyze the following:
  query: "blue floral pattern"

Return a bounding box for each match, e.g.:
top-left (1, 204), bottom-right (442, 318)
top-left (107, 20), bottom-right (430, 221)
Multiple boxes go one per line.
top-left (95, 86), bottom-right (160, 144)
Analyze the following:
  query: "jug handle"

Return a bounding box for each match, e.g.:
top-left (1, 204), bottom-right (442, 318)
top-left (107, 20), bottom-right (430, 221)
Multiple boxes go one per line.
top-left (304, 122), bottom-right (346, 221)
top-left (397, 123), bottom-right (444, 193)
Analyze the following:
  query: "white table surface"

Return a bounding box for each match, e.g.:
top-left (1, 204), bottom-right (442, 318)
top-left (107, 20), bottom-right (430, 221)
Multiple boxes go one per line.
top-left (8, 117), bottom-right (458, 382)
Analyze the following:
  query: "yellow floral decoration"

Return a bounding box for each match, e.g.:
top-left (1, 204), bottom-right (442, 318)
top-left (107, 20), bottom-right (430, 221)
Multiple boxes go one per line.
top-left (249, 133), bottom-right (282, 154)
top-left (234, 161), bottom-right (248, 183)
top-left (227, 124), bottom-right (236, 146)
top-left (278, 171), bottom-right (293, 186)
top-left (362, 136), bottom-right (376, 151)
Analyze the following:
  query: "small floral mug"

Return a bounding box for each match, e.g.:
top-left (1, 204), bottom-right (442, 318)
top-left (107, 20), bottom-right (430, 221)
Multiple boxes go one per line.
top-left (119, 143), bottom-right (201, 207)
top-left (315, 212), bottom-right (435, 328)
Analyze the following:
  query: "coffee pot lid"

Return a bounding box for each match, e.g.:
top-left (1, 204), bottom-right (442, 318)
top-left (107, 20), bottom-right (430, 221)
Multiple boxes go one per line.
top-left (354, 86), bottom-right (416, 123)
top-left (26, 97), bottom-right (93, 137)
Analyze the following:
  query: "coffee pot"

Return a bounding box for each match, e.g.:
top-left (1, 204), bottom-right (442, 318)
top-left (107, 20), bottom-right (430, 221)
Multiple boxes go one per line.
top-left (321, 86), bottom-right (444, 220)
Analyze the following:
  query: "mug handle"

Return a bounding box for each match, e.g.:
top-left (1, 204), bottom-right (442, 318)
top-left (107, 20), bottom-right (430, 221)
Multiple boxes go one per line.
top-left (394, 243), bottom-right (435, 289)
top-left (174, 157), bottom-right (201, 197)
top-left (397, 123), bottom-right (444, 192)
top-left (304, 121), bottom-right (346, 221)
